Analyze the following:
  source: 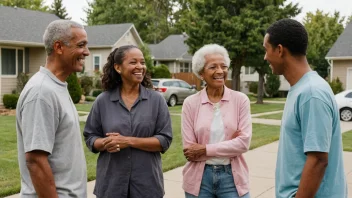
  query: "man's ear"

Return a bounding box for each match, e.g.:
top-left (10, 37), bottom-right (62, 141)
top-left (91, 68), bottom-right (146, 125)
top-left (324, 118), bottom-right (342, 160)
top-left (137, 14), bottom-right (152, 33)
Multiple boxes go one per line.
top-left (277, 44), bottom-right (284, 57)
top-left (53, 41), bottom-right (64, 55)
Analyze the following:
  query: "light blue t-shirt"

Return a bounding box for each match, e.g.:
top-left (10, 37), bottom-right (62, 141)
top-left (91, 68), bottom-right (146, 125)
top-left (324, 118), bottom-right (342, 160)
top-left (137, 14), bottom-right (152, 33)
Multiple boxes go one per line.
top-left (275, 71), bottom-right (347, 198)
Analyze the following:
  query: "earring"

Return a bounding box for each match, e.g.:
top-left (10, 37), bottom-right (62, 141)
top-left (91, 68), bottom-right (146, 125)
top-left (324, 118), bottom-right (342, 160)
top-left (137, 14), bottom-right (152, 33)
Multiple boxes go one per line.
top-left (200, 77), bottom-right (204, 81)
top-left (117, 70), bottom-right (121, 74)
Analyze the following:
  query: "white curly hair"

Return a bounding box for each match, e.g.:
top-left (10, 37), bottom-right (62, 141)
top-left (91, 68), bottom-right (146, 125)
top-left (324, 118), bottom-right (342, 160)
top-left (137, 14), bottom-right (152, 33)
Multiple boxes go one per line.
top-left (192, 44), bottom-right (231, 79)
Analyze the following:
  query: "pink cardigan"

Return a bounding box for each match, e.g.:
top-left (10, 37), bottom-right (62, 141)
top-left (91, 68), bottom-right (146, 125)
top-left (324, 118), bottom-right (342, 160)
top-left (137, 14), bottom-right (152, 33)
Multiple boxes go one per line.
top-left (181, 86), bottom-right (252, 196)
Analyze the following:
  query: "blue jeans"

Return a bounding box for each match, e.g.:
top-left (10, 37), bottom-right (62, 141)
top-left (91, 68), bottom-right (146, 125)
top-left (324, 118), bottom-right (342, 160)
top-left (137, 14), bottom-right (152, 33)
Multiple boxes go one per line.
top-left (185, 164), bottom-right (250, 198)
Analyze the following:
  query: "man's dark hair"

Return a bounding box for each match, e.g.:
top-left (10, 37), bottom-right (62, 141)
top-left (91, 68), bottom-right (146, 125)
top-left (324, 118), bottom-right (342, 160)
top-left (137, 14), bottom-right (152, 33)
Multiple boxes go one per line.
top-left (266, 18), bottom-right (308, 56)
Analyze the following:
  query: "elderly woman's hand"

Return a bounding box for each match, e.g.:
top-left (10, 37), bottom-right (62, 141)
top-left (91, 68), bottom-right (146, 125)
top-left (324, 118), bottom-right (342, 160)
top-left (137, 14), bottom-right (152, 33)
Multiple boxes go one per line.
top-left (183, 144), bottom-right (206, 161)
top-left (103, 133), bottom-right (130, 153)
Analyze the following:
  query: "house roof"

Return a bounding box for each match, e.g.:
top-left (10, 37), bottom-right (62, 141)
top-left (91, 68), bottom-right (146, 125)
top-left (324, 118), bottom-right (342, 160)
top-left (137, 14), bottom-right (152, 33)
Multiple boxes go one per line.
top-left (149, 34), bottom-right (191, 60)
top-left (326, 21), bottom-right (352, 59)
top-left (85, 23), bottom-right (141, 47)
top-left (0, 6), bottom-right (143, 48)
top-left (0, 6), bottom-right (60, 46)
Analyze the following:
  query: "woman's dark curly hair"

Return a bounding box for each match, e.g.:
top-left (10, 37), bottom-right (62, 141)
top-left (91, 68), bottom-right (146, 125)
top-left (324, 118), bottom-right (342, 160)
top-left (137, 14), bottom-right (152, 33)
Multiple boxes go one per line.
top-left (101, 45), bottom-right (153, 91)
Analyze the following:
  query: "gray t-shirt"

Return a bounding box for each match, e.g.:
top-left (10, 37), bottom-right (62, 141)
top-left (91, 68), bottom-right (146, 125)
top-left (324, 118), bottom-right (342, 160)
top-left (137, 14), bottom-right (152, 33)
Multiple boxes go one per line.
top-left (16, 67), bottom-right (87, 197)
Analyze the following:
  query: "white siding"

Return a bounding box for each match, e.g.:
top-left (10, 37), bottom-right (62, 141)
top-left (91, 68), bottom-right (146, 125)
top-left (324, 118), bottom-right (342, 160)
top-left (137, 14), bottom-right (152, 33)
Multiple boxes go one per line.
top-left (29, 47), bottom-right (46, 74)
top-left (85, 48), bottom-right (111, 75)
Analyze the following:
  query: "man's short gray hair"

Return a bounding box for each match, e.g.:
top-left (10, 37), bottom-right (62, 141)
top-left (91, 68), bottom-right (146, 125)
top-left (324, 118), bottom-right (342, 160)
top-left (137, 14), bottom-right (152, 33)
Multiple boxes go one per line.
top-left (43, 20), bottom-right (84, 55)
top-left (192, 44), bottom-right (231, 79)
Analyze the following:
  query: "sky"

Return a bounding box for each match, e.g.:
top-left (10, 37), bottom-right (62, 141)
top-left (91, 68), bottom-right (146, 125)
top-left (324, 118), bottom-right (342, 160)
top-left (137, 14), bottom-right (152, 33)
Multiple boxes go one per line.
top-left (44, 0), bottom-right (352, 25)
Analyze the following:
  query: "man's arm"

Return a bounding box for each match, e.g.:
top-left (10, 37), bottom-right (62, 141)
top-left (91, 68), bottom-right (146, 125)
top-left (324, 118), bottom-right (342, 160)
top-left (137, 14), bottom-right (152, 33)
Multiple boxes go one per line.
top-left (295, 152), bottom-right (328, 198)
top-left (25, 150), bottom-right (58, 198)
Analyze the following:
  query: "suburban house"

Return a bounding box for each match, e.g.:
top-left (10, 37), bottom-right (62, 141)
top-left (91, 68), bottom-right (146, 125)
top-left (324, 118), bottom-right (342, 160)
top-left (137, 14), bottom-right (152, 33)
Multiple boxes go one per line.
top-left (326, 21), bottom-right (352, 90)
top-left (240, 66), bottom-right (290, 94)
top-left (0, 6), bottom-right (143, 104)
top-left (149, 34), bottom-right (193, 73)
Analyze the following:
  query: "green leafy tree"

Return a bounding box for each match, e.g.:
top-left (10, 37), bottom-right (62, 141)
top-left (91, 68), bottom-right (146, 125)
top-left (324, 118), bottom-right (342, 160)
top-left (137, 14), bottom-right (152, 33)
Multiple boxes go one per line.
top-left (139, 44), bottom-right (154, 72)
top-left (0, 0), bottom-right (48, 11)
top-left (178, 0), bottom-right (300, 91)
top-left (265, 72), bottom-right (280, 97)
top-left (85, 0), bottom-right (183, 43)
top-left (67, 73), bottom-right (82, 104)
top-left (50, 0), bottom-right (71, 19)
top-left (304, 10), bottom-right (345, 78)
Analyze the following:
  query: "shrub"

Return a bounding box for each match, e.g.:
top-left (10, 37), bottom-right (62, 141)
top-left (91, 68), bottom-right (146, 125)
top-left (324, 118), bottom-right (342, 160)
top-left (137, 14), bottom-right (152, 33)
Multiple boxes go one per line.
top-left (85, 96), bottom-right (96, 102)
top-left (329, 77), bottom-right (344, 94)
top-left (92, 89), bottom-right (103, 97)
top-left (80, 74), bottom-right (93, 96)
top-left (93, 71), bottom-right (103, 89)
top-left (249, 82), bottom-right (258, 94)
top-left (3, 94), bottom-right (19, 109)
top-left (67, 73), bottom-right (82, 104)
top-left (265, 72), bottom-right (281, 97)
top-left (16, 73), bottom-right (30, 94)
top-left (152, 64), bottom-right (171, 78)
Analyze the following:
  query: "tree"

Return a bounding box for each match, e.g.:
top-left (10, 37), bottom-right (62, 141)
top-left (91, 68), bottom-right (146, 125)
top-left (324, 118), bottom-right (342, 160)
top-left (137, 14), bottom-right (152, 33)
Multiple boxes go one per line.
top-left (178, 0), bottom-right (300, 91)
top-left (0, 0), bottom-right (48, 11)
top-left (139, 44), bottom-right (154, 72)
top-left (303, 10), bottom-right (345, 79)
top-left (152, 65), bottom-right (172, 78)
top-left (85, 0), bottom-right (183, 43)
top-left (265, 72), bottom-right (280, 97)
top-left (50, 0), bottom-right (71, 19)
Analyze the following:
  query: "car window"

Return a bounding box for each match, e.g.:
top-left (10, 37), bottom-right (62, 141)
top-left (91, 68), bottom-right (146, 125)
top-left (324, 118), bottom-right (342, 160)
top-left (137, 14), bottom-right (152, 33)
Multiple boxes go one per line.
top-left (151, 80), bottom-right (159, 87)
top-left (346, 92), bottom-right (352, 98)
top-left (179, 81), bottom-right (191, 88)
top-left (163, 81), bottom-right (180, 87)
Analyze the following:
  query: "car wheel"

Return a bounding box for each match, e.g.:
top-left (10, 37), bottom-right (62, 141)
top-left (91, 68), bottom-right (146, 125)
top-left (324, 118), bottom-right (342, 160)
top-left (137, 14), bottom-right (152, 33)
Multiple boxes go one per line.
top-left (340, 108), bottom-right (352, 121)
top-left (168, 95), bottom-right (177, 107)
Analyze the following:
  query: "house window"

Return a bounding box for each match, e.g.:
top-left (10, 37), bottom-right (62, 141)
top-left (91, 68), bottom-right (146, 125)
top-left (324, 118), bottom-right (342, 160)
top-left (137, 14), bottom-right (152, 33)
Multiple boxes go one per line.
top-left (1, 48), bottom-right (24, 76)
top-left (180, 62), bottom-right (191, 73)
top-left (244, 66), bottom-right (255, 75)
top-left (93, 55), bottom-right (101, 71)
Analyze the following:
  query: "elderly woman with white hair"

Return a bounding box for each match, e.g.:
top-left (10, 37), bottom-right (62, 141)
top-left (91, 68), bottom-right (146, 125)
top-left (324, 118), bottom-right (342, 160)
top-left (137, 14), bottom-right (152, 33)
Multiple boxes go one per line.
top-left (181, 44), bottom-right (252, 198)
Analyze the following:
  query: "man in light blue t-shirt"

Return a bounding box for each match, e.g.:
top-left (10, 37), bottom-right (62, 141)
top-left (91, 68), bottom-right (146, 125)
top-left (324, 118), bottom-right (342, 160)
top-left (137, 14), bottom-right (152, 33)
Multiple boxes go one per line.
top-left (263, 19), bottom-right (347, 198)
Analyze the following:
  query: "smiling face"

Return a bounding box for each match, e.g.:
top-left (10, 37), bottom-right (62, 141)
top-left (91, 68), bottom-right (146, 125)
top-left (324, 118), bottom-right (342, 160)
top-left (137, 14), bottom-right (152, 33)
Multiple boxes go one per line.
top-left (263, 33), bottom-right (284, 75)
top-left (200, 53), bottom-right (228, 89)
top-left (114, 48), bottom-right (146, 86)
top-left (60, 27), bottom-right (90, 73)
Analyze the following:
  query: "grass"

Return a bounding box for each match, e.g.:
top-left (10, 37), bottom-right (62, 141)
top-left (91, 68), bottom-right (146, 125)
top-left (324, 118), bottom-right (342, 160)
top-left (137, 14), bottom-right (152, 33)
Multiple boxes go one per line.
top-left (78, 113), bottom-right (88, 116)
top-left (75, 103), bottom-right (93, 112)
top-left (343, 130), bottom-right (352, 152)
top-left (0, 114), bottom-right (282, 196)
top-left (257, 112), bottom-right (283, 120)
top-left (251, 103), bottom-right (285, 114)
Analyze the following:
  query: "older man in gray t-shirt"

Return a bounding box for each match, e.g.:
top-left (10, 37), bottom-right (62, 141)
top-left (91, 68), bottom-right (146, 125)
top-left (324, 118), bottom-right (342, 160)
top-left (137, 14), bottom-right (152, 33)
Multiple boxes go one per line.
top-left (16, 20), bottom-right (89, 197)
top-left (16, 67), bottom-right (87, 197)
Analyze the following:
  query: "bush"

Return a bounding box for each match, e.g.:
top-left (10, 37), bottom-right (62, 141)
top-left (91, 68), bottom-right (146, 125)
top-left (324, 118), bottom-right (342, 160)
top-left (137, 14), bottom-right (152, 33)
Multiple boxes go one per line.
top-left (265, 73), bottom-right (281, 97)
top-left (93, 71), bottom-right (102, 89)
top-left (16, 73), bottom-right (30, 94)
top-left (152, 64), bottom-right (171, 78)
top-left (3, 94), bottom-right (19, 109)
top-left (249, 82), bottom-right (258, 94)
top-left (329, 77), bottom-right (344, 94)
top-left (67, 73), bottom-right (82, 104)
top-left (92, 89), bottom-right (103, 97)
top-left (79, 74), bottom-right (93, 96)
top-left (85, 96), bottom-right (96, 102)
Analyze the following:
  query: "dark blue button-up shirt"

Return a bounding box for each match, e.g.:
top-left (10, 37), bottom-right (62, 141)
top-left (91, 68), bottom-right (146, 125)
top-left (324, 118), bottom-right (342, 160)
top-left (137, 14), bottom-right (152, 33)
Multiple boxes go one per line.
top-left (83, 85), bottom-right (173, 198)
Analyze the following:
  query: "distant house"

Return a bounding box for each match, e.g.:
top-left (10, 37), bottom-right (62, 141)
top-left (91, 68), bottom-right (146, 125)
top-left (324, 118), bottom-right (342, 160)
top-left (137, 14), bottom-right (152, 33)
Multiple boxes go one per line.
top-left (240, 66), bottom-right (290, 94)
top-left (149, 34), bottom-right (192, 73)
top-left (0, 6), bottom-right (143, 104)
top-left (326, 22), bottom-right (352, 90)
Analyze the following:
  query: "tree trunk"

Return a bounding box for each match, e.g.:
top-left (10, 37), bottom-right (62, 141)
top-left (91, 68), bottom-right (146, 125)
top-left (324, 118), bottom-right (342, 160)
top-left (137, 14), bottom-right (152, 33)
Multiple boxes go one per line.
top-left (256, 72), bottom-right (265, 104)
top-left (231, 62), bottom-right (242, 91)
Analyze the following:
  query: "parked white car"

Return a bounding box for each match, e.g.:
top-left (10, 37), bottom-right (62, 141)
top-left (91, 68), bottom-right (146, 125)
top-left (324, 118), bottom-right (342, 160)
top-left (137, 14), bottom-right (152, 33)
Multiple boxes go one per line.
top-left (335, 90), bottom-right (352, 121)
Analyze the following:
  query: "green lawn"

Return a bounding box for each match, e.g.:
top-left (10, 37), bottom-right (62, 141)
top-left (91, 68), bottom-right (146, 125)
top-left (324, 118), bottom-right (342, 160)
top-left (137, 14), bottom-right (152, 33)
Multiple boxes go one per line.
top-left (75, 103), bottom-right (93, 112)
top-left (251, 103), bottom-right (285, 114)
top-left (257, 112), bottom-right (283, 120)
top-left (0, 114), bottom-right (281, 196)
top-left (343, 130), bottom-right (352, 152)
